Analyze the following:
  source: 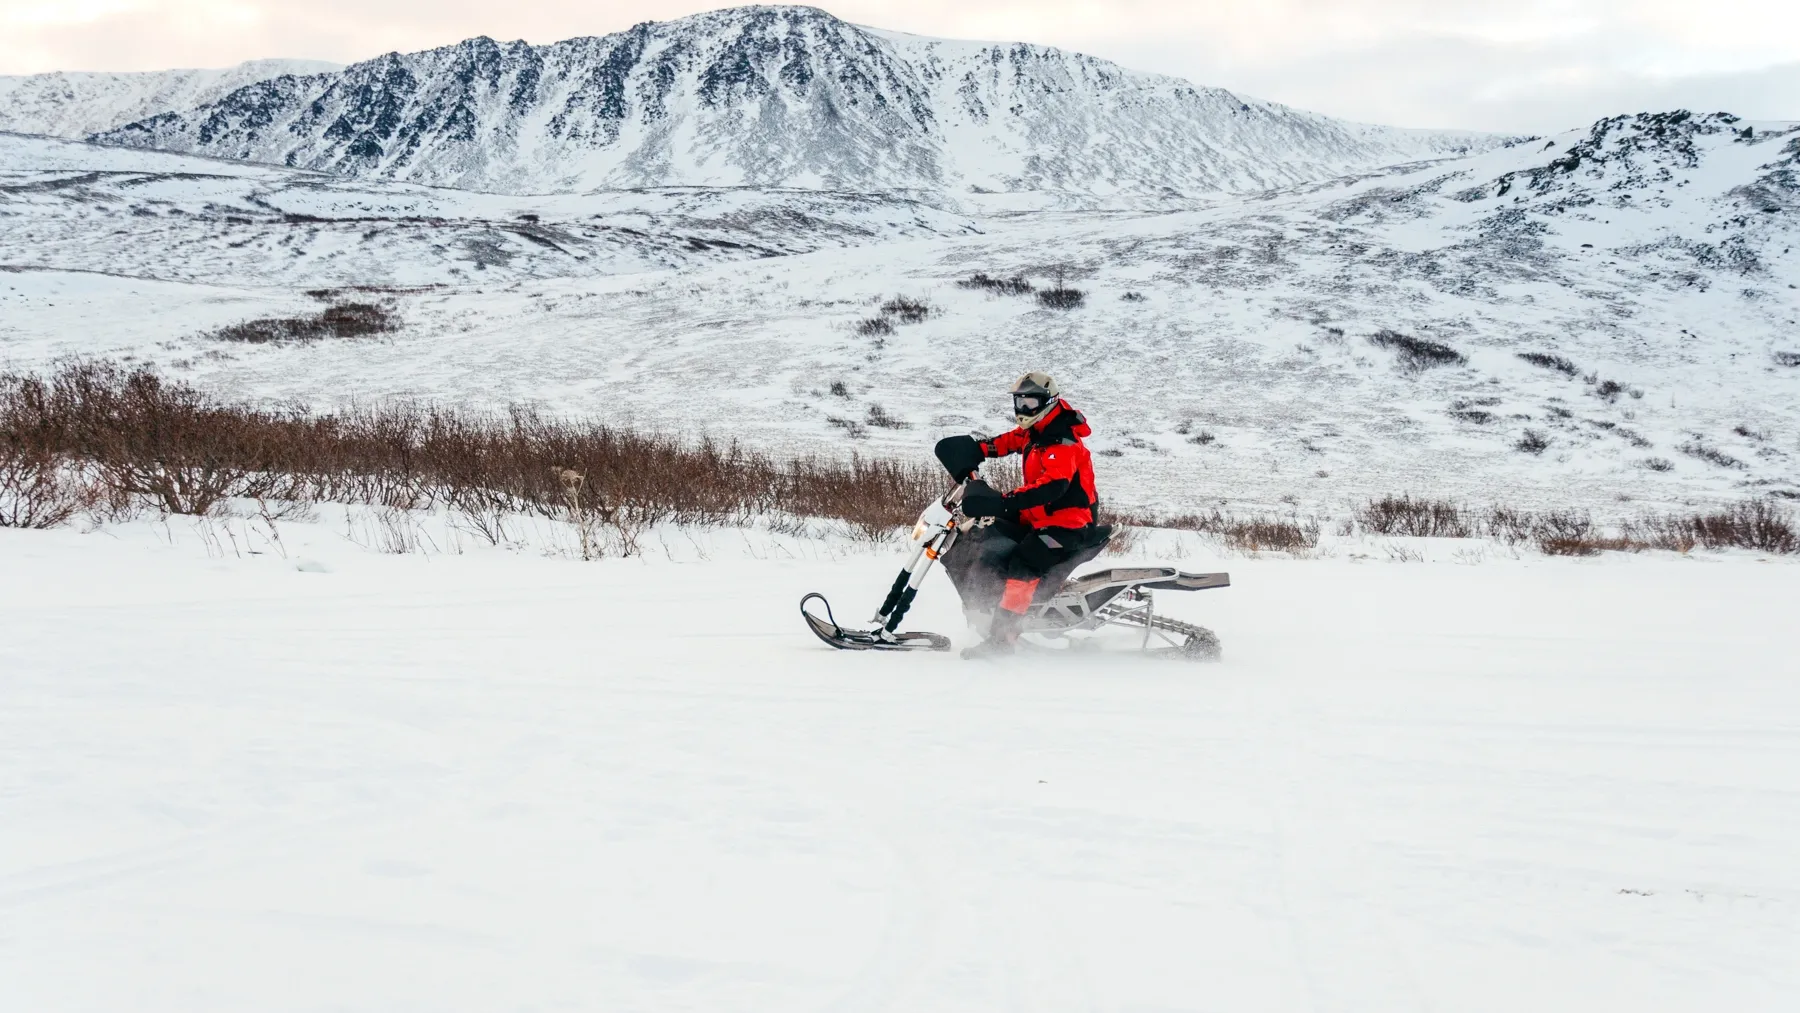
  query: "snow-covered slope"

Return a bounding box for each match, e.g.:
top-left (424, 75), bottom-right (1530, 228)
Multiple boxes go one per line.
top-left (0, 59), bottom-right (341, 138)
top-left (0, 133), bottom-right (979, 287)
top-left (4, 113), bottom-right (1795, 510)
top-left (82, 6), bottom-right (1499, 197)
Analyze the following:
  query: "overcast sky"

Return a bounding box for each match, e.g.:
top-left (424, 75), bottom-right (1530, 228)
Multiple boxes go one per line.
top-left (3, 1), bottom-right (1795, 133)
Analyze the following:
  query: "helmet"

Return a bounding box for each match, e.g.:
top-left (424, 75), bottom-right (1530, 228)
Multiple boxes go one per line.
top-left (1010, 372), bottom-right (1059, 427)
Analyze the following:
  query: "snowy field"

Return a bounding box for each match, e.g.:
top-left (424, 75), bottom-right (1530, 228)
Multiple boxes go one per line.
top-left (4, 519), bottom-right (1797, 1011)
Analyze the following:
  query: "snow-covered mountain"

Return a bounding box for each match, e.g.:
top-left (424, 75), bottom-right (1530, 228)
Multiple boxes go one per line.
top-left (5, 112), bottom-right (1794, 510)
top-left (0, 59), bottom-right (341, 138)
top-left (82, 5), bottom-right (1501, 197)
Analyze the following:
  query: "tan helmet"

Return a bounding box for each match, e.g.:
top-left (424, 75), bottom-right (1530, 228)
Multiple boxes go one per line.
top-left (1010, 372), bottom-right (1059, 427)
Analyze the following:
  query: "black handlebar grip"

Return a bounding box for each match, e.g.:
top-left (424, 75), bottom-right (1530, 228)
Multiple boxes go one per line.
top-left (935, 435), bottom-right (983, 480)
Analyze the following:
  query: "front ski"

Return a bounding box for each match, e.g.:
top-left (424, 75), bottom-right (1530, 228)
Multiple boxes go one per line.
top-left (800, 593), bottom-right (951, 652)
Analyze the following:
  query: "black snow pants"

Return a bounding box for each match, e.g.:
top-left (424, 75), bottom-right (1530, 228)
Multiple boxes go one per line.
top-left (942, 519), bottom-right (1091, 616)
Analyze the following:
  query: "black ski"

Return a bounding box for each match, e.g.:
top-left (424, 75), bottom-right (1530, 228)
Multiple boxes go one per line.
top-left (800, 593), bottom-right (951, 652)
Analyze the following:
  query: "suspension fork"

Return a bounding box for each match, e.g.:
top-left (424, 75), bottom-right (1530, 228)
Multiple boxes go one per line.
top-left (873, 527), bottom-right (959, 632)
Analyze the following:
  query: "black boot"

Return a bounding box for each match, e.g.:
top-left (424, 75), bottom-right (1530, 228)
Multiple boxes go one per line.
top-left (962, 609), bottom-right (1024, 659)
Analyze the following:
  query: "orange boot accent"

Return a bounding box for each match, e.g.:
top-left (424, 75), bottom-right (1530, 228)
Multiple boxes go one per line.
top-left (999, 577), bottom-right (1040, 614)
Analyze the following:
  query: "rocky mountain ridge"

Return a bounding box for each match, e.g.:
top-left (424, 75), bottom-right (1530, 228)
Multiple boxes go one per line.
top-left (77, 6), bottom-right (1502, 197)
top-left (0, 59), bottom-right (341, 138)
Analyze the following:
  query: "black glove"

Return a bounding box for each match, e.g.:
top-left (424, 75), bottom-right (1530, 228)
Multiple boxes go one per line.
top-left (934, 435), bottom-right (984, 480)
top-left (961, 479), bottom-right (1006, 518)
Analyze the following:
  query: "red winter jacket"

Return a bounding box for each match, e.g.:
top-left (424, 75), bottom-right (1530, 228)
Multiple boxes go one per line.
top-left (978, 400), bottom-right (1098, 530)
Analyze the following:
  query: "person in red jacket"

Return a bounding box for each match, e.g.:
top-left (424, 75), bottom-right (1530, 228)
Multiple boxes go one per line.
top-left (935, 372), bottom-right (1100, 658)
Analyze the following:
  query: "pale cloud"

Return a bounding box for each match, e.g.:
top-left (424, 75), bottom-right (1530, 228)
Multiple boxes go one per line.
top-left (1, 0), bottom-right (1795, 132)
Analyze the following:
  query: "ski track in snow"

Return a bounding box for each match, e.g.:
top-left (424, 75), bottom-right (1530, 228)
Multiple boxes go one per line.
top-left (2, 519), bottom-right (1797, 1011)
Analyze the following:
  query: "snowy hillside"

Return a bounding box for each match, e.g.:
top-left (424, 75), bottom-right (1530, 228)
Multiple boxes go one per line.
top-left (81, 6), bottom-right (1500, 197)
top-left (0, 133), bottom-right (978, 288)
top-left (4, 113), bottom-right (1796, 512)
top-left (0, 59), bottom-right (341, 137)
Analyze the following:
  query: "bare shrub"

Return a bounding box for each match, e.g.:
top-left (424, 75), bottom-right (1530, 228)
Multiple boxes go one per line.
top-left (0, 373), bottom-right (96, 527)
top-left (1120, 291), bottom-right (1146, 302)
top-left (879, 297), bottom-right (931, 324)
top-left (1138, 509), bottom-right (1230, 535)
top-left (865, 404), bottom-right (911, 430)
top-left (0, 361), bottom-right (942, 542)
top-left (1692, 501), bottom-right (1796, 553)
top-left (855, 317), bottom-right (894, 337)
top-left (1516, 429), bottom-right (1550, 454)
top-left (1383, 543), bottom-right (1425, 562)
top-left (1104, 525), bottom-right (1141, 555)
top-left (1538, 535), bottom-right (1640, 556)
top-left (1356, 495), bottom-right (1473, 537)
top-left (1639, 457), bottom-right (1675, 472)
top-left (785, 455), bottom-right (939, 540)
top-left (1534, 509), bottom-right (1599, 555)
top-left (1620, 514), bottom-right (1697, 553)
top-left (980, 455), bottom-right (1022, 491)
top-left (215, 302), bottom-right (397, 343)
top-left (0, 450), bottom-right (94, 528)
top-left (826, 416), bottom-right (868, 439)
top-left (1518, 351), bottom-right (1580, 376)
top-left (1188, 430), bottom-right (1216, 446)
top-left (1485, 505), bottom-right (1537, 545)
top-left (1118, 508), bottom-right (1317, 554)
top-left (1448, 408), bottom-right (1494, 424)
top-left (1678, 440), bottom-right (1745, 470)
top-left (1589, 377), bottom-right (1640, 401)
top-left (1483, 504), bottom-right (1646, 555)
top-left (1223, 516), bottom-right (1320, 553)
top-left (1037, 286), bottom-right (1086, 310)
top-left (1626, 501), bottom-right (1797, 554)
top-left (957, 273), bottom-right (1034, 296)
top-left (1368, 329), bottom-right (1466, 370)
top-left (1486, 502), bottom-right (1792, 557)
top-left (828, 380), bottom-right (851, 398)
top-left (1772, 351), bottom-right (1800, 367)
top-left (55, 362), bottom-right (292, 514)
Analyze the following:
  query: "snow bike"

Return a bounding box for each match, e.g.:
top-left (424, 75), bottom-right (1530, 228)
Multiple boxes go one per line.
top-left (800, 482), bottom-right (1229, 659)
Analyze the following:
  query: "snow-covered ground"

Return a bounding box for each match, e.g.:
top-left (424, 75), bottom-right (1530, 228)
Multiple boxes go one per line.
top-left (3, 517), bottom-right (1797, 1011)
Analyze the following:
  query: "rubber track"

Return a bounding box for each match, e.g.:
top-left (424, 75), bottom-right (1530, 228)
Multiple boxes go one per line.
top-left (1095, 602), bottom-right (1220, 655)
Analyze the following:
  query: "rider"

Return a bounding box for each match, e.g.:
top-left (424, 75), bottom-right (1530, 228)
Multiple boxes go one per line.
top-left (935, 372), bottom-right (1099, 658)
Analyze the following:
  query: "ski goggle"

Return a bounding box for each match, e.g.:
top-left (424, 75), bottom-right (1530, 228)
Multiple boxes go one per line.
top-left (1013, 392), bottom-right (1048, 417)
